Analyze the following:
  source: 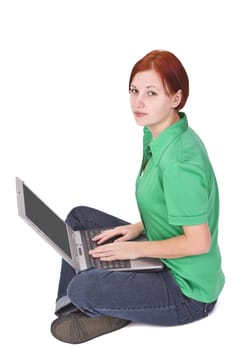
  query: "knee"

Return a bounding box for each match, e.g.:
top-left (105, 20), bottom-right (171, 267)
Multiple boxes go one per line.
top-left (65, 205), bottom-right (95, 229)
top-left (67, 270), bottom-right (91, 304)
top-left (67, 269), bottom-right (110, 309)
top-left (66, 205), bottom-right (90, 220)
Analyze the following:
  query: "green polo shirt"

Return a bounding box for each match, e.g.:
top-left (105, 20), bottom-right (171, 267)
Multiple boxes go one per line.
top-left (136, 112), bottom-right (225, 302)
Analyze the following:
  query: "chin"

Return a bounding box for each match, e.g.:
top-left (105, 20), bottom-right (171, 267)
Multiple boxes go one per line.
top-left (134, 118), bottom-right (148, 127)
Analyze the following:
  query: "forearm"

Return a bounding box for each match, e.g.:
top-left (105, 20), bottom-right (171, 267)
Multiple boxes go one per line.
top-left (138, 233), bottom-right (209, 259)
top-left (134, 221), bottom-right (144, 235)
top-left (90, 224), bottom-right (210, 261)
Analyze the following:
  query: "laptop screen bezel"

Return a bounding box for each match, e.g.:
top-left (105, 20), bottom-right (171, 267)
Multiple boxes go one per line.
top-left (16, 177), bottom-right (74, 267)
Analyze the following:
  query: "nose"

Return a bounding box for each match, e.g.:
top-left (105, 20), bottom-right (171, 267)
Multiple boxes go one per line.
top-left (135, 94), bottom-right (145, 109)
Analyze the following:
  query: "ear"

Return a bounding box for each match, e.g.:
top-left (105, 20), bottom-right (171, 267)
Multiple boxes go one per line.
top-left (172, 90), bottom-right (182, 108)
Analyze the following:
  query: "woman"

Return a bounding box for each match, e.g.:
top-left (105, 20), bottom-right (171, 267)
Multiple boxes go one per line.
top-left (51, 50), bottom-right (225, 344)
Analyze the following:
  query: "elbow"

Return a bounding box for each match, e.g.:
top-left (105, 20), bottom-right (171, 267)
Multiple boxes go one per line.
top-left (202, 232), bottom-right (211, 254)
top-left (195, 239), bottom-right (211, 255)
top-left (199, 243), bottom-right (211, 254)
top-left (184, 223), bottom-right (212, 256)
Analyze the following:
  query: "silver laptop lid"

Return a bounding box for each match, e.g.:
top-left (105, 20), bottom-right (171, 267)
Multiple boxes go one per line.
top-left (16, 177), bottom-right (73, 267)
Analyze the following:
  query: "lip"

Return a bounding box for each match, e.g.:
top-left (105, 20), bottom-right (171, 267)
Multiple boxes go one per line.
top-left (134, 112), bottom-right (147, 118)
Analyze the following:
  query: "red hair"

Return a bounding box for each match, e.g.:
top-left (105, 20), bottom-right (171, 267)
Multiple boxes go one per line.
top-left (129, 50), bottom-right (189, 110)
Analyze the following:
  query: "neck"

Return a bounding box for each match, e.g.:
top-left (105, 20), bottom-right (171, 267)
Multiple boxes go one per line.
top-left (149, 111), bottom-right (180, 139)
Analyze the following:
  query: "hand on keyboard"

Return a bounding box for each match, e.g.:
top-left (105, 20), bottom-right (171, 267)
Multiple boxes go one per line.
top-left (92, 223), bottom-right (143, 245)
top-left (82, 229), bottom-right (131, 269)
top-left (89, 240), bottom-right (142, 261)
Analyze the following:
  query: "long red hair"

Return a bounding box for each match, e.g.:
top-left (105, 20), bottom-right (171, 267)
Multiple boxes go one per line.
top-left (129, 50), bottom-right (189, 110)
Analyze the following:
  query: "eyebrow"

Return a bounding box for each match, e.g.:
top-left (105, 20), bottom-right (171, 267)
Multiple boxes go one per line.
top-left (130, 84), bottom-right (161, 90)
top-left (146, 85), bottom-right (161, 90)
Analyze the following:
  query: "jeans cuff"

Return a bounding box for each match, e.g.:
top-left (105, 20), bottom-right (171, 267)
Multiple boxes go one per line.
top-left (55, 295), bottom-right (72, 314)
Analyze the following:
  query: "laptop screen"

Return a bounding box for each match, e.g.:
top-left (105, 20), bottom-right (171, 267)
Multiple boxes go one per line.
top-left (23, 183), bottom-right (72, 258)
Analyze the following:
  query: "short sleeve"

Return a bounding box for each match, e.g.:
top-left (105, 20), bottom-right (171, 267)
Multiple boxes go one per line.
top-left (162, 162), bottom-right (208, 226)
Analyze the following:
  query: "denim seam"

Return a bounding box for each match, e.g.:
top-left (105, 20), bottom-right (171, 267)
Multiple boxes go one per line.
top-left (179, 309), bottom-right (206, 323)
top-left (84, 304), bottom-right (178, 312)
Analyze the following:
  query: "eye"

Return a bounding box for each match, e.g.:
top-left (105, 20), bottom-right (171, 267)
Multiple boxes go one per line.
top-left (129, 87), bottom-right (138, 94)
top-left (147, 91), bottom-right (157, 96)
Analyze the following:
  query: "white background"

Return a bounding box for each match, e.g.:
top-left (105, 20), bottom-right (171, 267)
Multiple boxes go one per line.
top-left (1, 0), bottom-right (244, 348)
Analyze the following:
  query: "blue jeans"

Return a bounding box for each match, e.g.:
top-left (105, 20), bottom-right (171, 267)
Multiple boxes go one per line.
top-left (56, 206), bottom-right (216, 326)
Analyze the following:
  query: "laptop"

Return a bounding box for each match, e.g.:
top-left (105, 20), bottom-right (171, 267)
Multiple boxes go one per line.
top-left (16, 177), bottom-right (163, 272)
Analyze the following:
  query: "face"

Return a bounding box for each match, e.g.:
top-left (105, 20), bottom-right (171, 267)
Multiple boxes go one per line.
top-left (129, 70), bottom-right (181, 137)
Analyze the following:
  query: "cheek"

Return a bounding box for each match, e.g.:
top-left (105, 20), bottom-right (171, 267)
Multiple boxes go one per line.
top-left (150, 101), bottom-right (163, 114)
top-left (129, 96), bottom-right (135, 110)
top-left (154, 100), bottom-right (169, 113)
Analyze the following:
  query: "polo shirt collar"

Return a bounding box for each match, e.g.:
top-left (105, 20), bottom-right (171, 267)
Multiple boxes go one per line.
top-left (143, 112), bottom-right (188, 165)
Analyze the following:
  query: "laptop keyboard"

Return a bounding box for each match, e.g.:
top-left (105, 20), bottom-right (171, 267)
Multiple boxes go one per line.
top-left (82, 229), bottom-right (131, 270)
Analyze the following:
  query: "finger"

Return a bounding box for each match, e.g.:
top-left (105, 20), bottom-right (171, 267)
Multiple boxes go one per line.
top-left (92, 227), bottom-right (119, 240)
top-left (96, 235), bottom-right (115, 245)
top-left (92, 231), bottom-right (109, 241)
top-left (95, 228), bottom-right (123, 245)
top-left (89, 249), bottom-right (114, 259)
top-left (89, 244), bottom-right (112, 256)
top-left (91, 248), bottom-right (119, 260)
top-left (114, 235), bottom-right (128, 242)
top-left (99, 256), bottom-right (119, 261)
